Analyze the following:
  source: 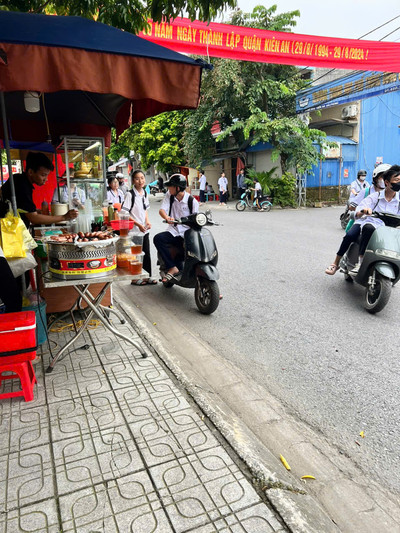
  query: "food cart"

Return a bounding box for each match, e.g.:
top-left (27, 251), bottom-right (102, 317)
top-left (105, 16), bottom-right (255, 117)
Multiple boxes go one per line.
top-left (0, 10), bottom-right (205, 370)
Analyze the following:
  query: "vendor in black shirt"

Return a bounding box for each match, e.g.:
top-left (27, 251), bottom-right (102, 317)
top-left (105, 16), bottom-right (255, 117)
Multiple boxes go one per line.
top-left (1, 152), bottom-right (78, 228)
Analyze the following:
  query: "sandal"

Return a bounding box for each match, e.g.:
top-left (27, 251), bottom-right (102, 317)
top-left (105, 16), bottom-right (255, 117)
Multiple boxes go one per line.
top-left (148, 278), bottom-right (158, 285)
top-left (325, 264), bottom-right (339, 275)
top-left (131, 279), bottom-right (148, 286)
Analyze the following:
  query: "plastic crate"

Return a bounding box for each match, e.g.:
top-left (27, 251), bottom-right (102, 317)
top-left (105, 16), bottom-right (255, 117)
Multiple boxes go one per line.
top-left (0, 311), bottom-right (37, 361)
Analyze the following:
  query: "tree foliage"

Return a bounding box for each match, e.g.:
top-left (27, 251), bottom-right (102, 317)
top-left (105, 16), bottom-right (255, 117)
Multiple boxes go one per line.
top-left (0, 0), bottom-right (236, 34)
top-left (183, 5), bottom-right (327, 176)
top-left (109, 111), bottom-right (189, 173)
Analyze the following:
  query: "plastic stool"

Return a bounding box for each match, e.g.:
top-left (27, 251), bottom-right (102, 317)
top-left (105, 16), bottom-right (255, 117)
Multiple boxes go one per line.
top-left (0, 360), bottom-right (37, 402)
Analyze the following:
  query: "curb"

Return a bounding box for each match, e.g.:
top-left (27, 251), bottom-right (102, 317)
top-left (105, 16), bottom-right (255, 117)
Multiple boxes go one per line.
top-left (115, 287), bottom-right (339, 533)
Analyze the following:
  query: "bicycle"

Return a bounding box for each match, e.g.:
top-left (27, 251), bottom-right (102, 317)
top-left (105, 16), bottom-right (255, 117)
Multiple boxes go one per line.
top-left (235, 189), bottom-right (272, 212)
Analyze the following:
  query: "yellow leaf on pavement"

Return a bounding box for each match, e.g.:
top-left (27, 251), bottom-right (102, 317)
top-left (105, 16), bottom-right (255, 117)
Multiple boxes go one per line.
top-left (280, 455), bottom-right (291, 470)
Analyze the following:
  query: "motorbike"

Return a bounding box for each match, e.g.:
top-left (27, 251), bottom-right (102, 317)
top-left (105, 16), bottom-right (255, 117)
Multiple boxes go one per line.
top-left (339, 201), bottom-right (352, 230)
top-left (339, 212), bottom-right (400, 313)
top-left (158, 211), bottom-right (220, 315)
top-left (147, 179), bottom-right (166, 196)
top-left (236, 189), bottom-right (273, 212)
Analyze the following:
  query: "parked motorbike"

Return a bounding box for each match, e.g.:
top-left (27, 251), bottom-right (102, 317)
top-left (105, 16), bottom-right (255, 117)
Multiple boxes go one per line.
top-left (158, 211), bottom-right (220, 314)
top-left (147, 179), bottom-right (166, 196)
top-left (339, 212), bottom-right (400, 313)
top-left (236, 189), bottom-right (273, 212)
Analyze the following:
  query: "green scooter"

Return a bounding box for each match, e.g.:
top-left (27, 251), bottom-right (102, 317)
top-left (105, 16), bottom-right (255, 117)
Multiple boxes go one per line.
top-left (339, 212), bottom-right (400, 313)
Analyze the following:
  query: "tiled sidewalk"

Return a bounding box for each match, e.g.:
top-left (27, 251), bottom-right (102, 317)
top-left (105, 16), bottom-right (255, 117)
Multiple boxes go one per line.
top-left (0, 315), bottom-right (287, 532)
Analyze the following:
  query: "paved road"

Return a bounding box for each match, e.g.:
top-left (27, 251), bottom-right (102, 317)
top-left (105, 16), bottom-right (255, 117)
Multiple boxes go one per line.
top-left (145, 198), bottom-right (400, 495)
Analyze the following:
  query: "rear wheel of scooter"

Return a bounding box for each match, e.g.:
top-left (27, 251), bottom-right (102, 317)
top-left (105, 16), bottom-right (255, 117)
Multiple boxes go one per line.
top-left (236, 201), bottom-right (246, 212)
top-left (364, 274), bottom-right (392, 313)
top-left (195, 279), bottom-right (220, 314)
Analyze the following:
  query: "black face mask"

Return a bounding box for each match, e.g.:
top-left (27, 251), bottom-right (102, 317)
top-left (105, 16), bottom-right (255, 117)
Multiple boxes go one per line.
top-left (390, 182), bottom-right (400, 192)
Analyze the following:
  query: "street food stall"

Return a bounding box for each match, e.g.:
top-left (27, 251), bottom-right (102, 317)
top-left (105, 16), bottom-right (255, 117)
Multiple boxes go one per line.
top-left (0, 10), bottom-right (205, 370)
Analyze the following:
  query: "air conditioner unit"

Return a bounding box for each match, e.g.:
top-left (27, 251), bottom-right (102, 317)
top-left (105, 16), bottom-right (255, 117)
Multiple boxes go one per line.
top-left (341, 105), bottom-right (358, 119)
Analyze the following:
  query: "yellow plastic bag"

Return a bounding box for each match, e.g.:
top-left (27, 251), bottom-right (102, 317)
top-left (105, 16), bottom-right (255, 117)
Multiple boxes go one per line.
top-left (0, 211), bottom-right (26, 258)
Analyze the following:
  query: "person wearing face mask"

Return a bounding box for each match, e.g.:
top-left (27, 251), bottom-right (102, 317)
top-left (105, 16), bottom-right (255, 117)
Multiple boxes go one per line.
top-left (351, 165), bottom-right (400, 273)
top-left (325, 166), bottom-right (388, 275)
top-left (349, 169), bottom-right (370, 202)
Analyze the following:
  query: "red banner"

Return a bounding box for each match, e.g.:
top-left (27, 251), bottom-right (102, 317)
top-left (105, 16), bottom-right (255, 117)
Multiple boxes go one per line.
top-left (140, 18), bottom-right (400, 73)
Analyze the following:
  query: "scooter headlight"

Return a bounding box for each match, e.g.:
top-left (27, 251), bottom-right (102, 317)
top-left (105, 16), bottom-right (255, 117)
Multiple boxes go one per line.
top-left (195, 213), bottom-right (207, 226)
top-left (376, 249), bottom-right (400, 260)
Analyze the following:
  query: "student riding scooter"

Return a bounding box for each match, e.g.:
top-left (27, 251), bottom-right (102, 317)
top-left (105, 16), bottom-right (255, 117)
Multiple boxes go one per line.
top-left (339, 211), bottom-right (400, 313)
top-left (154, 174), bottom-right (220, 314)
top-left (157, 211), bottom-right (220, 314)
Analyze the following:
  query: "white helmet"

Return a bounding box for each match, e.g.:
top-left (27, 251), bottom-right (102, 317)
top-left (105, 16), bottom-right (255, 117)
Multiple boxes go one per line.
top-left (372, 164), bottom-right (391, 179)
top-left (116, 172), bottom-right (124, 179)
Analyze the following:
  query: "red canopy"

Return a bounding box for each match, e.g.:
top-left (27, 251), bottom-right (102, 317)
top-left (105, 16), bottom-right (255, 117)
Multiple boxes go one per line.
top-left (0, 11), bottom-right (203, 143)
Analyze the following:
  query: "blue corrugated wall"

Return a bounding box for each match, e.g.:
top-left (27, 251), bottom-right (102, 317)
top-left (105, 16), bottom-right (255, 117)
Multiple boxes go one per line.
top-left (358, 92), bottom-right (400, 171)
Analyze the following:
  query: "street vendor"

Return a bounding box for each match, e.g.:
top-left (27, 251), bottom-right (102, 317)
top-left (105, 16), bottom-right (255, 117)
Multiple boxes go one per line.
top-left (1, 152), bottom-right (78, 228)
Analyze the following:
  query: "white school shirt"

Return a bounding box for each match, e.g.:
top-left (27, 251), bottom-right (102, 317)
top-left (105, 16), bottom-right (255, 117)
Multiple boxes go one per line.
top-left (218, 176), bottom-right (228, 192)
top-left (122, 188), bottom-right (150, 234)
top-left (349, 179), bottom-right (370, 201)
top-left (199, 174), bottom-right (207, 191)
top-left (254, 182), bottom-right (262, 196)
top-left (356, 190), bottom-right (400, 228)
top-left (160, 191), bottom-right (199, 237)
top-left (107, 188), bottom-right (124, 205)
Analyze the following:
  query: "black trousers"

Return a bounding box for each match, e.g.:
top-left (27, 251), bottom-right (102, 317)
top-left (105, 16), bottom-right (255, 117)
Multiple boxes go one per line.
top-left (359, 223), bottom-right (376, 256)
top-left (142, 232), bottom-right (152, 277)
top-left (0, 257), bottom-right (22, 313)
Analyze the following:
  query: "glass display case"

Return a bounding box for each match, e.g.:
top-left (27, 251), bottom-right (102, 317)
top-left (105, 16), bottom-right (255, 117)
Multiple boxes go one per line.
top-left (55, 136), bottom-right (107, 224)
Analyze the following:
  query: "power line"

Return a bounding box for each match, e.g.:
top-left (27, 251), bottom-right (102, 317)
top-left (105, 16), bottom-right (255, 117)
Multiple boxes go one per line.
top-left (296, 14), bottom-right (400, 88)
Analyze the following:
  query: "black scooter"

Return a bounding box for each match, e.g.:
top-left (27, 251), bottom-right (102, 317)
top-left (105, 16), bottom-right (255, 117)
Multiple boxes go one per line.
top-left (158, 211), bottom-right (220, 314)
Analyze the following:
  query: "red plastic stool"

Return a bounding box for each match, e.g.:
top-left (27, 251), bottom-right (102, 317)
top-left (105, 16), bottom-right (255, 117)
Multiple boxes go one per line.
top-left (0, 311), bottom-right (38, 402)
top-left (0, 360), bottom-right (37, 402)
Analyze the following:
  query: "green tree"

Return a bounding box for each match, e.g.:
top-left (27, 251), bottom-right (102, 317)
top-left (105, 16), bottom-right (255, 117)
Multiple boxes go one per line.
top-left (109, 111), bottom-right (189, 173)
top-left (183, 5), bottom-right (327, 177)
top-left (0, 0), bottom-right (236, 34)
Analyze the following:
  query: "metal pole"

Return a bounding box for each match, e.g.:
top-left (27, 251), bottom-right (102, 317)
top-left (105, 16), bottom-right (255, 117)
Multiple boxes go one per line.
top-left (0, 91), bottom-right (17, 215)
top-left (53, 150), bottom-right (61, 203)
top-left (0, 149), bottom-right (4, 186)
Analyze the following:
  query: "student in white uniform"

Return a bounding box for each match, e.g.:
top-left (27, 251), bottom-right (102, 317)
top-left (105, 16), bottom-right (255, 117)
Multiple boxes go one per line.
top-left (122, 170), bottom-right (156, 285)
top-left (106, 177), bottom-right (124, 206)
top-left (153, 174), bottom-right (199, 282)
top-left (199, 170), bottom-right (207, 204)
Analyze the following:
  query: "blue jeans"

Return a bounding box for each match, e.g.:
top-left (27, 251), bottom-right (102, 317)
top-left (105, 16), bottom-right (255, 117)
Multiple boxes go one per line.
top-left (153, 231), bottom-right (184, 271)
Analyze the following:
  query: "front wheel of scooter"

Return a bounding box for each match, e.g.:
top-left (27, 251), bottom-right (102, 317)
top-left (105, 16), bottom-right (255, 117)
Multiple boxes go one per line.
top-left (236, 201), bottom-right (246, 212)
top-left (261, 201), bottom-right (272, 212)
top-left (364, 274), bottom-right (392, 313)
top-left (195, 279), bottom-right (220, 315)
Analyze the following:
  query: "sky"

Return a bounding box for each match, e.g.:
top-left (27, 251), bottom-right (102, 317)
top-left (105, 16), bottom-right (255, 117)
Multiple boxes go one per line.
top-left (222, 0), bottom-right (400, 41)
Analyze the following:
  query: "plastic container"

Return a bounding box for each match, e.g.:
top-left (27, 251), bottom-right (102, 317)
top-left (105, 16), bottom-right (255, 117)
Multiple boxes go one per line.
top-left (110, 220), bottom-right (135, 233)
top-left (0, 311), bottom-right (37, 361)
top-left (129, 230), bottom-right (144, 254)
top-left (22, 301), bottom-right (47, 346)
top-left (129, 252), bottom-right (144, 275)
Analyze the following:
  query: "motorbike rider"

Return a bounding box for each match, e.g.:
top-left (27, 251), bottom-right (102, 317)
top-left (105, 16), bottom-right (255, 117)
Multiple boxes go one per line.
top-left (351, 165), bottom-right (400, 272)
top-left (349, 169), bottom-right (370, 201)
top-left (325, 164), bottom-right (389, 275)
top-left (153, 174), bottom-right (199, 282)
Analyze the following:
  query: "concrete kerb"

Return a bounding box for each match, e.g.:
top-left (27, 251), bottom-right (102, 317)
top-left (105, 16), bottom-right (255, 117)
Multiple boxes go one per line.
top-left (114, 288), bottom-right (339, 533)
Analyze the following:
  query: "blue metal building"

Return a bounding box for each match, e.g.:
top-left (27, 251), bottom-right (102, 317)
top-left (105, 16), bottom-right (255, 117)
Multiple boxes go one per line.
top-left (296, 71), bottom-right (400, 188)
